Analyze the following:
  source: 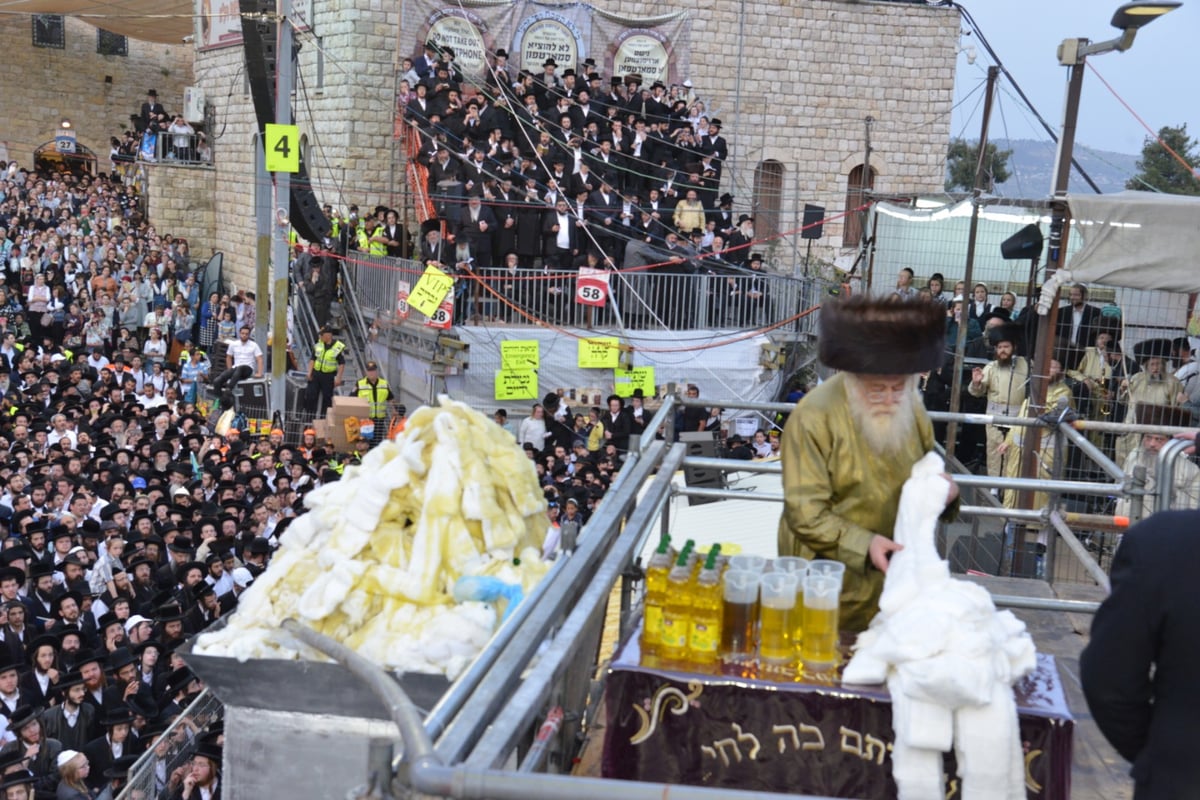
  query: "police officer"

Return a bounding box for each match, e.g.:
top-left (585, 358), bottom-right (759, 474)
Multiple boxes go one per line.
top-left (307, 326), bottom-right (345, 415)
top-left (355, 361), bottom-right (393, 445)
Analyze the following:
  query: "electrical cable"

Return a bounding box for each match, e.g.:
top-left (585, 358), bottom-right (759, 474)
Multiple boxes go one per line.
top-left (952, 2), bottom-right (1102, 194)
top-left (1084, 60), bottom-right (1200, 191)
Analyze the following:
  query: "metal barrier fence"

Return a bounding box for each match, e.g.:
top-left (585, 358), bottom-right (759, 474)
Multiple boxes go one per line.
top-left (344, 252), bottom-right (827, 334)
top-left (652, 394), bottom-right (1200, 592)
top-left (118, 689), bottom-right (224, 800)
top-left (145, 131), bottom-right (213, 166)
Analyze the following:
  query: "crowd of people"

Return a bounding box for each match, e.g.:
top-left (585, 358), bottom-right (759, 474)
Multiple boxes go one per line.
top-left (357, 42), bottom-right (779, 329)
top-left (0, 157), bottom-right (361, 798)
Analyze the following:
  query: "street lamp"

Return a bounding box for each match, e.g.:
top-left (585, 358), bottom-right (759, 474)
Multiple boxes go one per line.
top-left (1016, 0), bottom-right (1180, 576)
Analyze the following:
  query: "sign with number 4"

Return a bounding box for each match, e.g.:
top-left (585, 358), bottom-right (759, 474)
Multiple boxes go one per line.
top-left (264, 124), bottom-right (301, 173)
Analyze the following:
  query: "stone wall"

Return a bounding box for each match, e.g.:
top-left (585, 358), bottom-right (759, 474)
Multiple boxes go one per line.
top-left (199, 0), bottom-right (400, 289)
top-left (0, 16), bottom-right (192, 168)
top-left (594, 0), bottom-right (959, 256)
top-left (194, 0), bottom-right (957, 281)
top-left (144, 163), bottom-right (218, 256)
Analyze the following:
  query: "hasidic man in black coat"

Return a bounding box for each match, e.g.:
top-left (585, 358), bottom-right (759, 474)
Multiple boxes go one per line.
top-left (1081, 508), bottom-right (1200, 800)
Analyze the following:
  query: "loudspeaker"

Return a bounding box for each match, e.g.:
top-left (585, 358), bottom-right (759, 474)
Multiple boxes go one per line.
top-left (241, 0), bottom-right (331, 246)
top-left (1001, 223), bottom-right (1044, 261)
top-left (240, 0), bottom-right (277, 130)
top-left (291, 160), bottom-right (332, 244)
top-left (801, 203), bottom-right (825, 240)
top-left (679, 432), bottom-right (725, 505)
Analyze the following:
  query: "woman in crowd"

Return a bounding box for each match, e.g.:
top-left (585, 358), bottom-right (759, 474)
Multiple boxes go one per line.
top-left (518, 403), bottom-right (549, 452)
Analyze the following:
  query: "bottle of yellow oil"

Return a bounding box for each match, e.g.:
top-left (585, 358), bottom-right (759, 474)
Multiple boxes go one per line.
top-left (658, 545), bottom-right (694, 666)
top-left (639, 534), bottom-right (673, 657)
top-left (688, 545), bottom-right (723, 672)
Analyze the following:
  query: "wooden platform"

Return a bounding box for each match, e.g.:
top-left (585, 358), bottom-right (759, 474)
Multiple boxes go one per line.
top-left (577, 576), bottom-right (1131, 799)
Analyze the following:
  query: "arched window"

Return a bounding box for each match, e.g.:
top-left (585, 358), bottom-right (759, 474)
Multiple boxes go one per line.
top-left (753, 160), bottom-right (785, 243)
top-left (843, 164), bottom-right (876, 249)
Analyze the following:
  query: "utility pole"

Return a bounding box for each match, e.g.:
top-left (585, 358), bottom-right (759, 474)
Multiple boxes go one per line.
top-left (946, 65), bottom-right (999, 453)
top-left (269, 0), bottom-right (294, 417)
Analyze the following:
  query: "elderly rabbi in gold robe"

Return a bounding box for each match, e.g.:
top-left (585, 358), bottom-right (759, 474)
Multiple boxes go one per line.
top-left (778, 297), bottom-right (958, 632)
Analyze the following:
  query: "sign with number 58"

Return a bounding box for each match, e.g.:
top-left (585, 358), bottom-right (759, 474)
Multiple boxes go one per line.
top-left (424, 297), bottom-right (454, 330)
top-left (576, 267), bottom-right (610, 307)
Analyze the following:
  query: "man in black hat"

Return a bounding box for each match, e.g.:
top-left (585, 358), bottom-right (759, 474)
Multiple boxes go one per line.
top-left (82, 705), bottom-right (134, 792)
top-left (178, 736), bottom-right (222, 799)
top-left (1, 704), bottom-right (63, 780)
top-left (43, 670), bottom-right (96, 750)
top-left (140, 90), bottom-right (165, 132)
top-left (725, 214), bottom-right (754, 267)
top-left (306, 326), bottom-right (345, 416)
top-left (968, 323), bottom-right (1030, 478)
top-left (778, 298), bottom-right (957, 633)
top-left (698, 117), bottom-right (727, 176)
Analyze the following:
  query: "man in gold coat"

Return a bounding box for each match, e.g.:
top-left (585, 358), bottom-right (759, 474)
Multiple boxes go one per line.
top-left (778, 297), bottom-right (957, 633)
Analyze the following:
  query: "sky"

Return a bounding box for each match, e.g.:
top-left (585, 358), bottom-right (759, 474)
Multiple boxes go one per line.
top-left (950, 0), bottom-right (1199, 157)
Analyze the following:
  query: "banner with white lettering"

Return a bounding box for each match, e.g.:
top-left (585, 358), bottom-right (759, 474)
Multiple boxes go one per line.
top-left (401, 2), bottom-right (691, 88)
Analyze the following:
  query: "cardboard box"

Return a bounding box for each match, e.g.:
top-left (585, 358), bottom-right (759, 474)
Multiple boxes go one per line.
top-left (331, 396), bottom-right (370, 417)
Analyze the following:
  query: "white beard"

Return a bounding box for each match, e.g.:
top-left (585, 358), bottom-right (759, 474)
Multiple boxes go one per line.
top-left (846, 374), bottom-right (919, 455)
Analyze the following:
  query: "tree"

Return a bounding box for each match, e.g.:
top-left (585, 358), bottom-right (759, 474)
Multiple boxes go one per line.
top-left (944, 138), bottom-right (1011, 192)
top-left (1126, 124), bottom-right (1200, 195)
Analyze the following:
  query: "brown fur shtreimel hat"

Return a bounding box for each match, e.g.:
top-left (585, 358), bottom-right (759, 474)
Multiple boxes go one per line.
top-left (819, 296), bottom-right (946, 375)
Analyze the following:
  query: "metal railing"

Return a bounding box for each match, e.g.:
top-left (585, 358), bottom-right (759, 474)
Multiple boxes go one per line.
top-left (118, 689), bottom-right (224, 800)
top-left (343, 252), bottom-right (827, 334)
top-left (144, 131), bottom-right (213, 166)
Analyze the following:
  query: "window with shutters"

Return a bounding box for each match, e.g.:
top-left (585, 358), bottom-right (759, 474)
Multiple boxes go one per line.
top-left (32, 15), bottom-right (65, 49)
top-left (753, 160), bottom-right (784, 243)
top-left (843, 164), bottom-right (876, 249)
top-left (97, 29), bottom-right (128, 56)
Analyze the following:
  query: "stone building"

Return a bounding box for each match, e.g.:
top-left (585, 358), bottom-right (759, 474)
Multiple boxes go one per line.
top-left (0, 15), bottom-right (191, 169)
top-left (188, 0), bottom-right (958, 289)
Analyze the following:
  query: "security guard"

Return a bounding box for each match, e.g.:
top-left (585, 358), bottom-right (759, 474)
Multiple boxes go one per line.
top-left (307, 326), bottom-right (345, 415)
top-left (365, 218), bottom-right (388, 256)
top-left (355, 360), bottom-right (393, 445)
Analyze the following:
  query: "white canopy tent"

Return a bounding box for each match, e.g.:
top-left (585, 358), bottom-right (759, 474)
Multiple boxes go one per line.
top-left (1061, 191), bottom-right (1200, 293)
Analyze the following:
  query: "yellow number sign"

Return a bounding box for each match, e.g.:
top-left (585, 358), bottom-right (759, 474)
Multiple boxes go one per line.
top-left (264, 124), bottom-right (300, 173)
top-left (578, 337), bottom-right (620, 369)
top-left (495, 370), bottom-right (539, 400)
top-left (409, 264), bottom-right (455, 318)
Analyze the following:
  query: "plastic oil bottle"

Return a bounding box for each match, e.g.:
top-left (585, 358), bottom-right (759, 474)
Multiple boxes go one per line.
top-left (639, 534), bottom-right (673, 657)
top-left (658, 544), bottom-right (695, 666)
top-left (687, 545), bottom-right (723, 672)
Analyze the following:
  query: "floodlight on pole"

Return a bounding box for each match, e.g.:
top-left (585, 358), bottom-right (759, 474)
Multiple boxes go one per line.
top-left (1014, 0), bottom-right (1181, 577)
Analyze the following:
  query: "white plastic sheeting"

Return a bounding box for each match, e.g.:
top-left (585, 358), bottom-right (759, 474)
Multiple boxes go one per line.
top-left (445, 327), bottom-right (782, 420)
top-left (1065, 191), bottom-right (1200, 293)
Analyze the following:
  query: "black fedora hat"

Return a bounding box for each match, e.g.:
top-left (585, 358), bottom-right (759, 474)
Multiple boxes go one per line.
top-left (106, 646), bottom-right (135, 673)
top-left (99, 705), bottom-right (135, 727)
top-left (5, 705), bottom-right (39, 732)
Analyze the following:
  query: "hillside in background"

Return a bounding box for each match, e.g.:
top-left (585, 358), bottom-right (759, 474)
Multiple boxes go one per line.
top-left (986, 138), bottom-right (1139, 196)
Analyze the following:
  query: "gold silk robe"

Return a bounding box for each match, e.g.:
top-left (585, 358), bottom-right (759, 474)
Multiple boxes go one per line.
top-left (777, 372), bottom-right (936, 633)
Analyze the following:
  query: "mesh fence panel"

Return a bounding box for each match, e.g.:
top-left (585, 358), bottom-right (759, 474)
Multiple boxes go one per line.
top-left (118, 689), bottom-right (224, 800)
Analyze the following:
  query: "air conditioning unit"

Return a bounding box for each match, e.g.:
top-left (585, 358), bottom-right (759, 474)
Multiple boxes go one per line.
top-left (183, 86), bottom-right (206, 123)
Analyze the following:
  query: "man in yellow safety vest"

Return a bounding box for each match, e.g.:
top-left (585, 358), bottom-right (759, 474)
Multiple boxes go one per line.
top-left (356, 360), bottom-right (393, 445)
top-left (307, 326), bottom-right (345, 415)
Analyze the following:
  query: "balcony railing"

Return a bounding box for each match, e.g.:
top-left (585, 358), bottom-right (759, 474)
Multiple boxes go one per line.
top-left (343, 251), bottom-right (828, 334)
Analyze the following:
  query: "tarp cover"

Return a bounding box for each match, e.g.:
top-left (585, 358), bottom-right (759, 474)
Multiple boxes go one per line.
top-left (10, 0), bottom-right (192, 44)
top-left (1066, 191), bottom-right (1200, 293)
